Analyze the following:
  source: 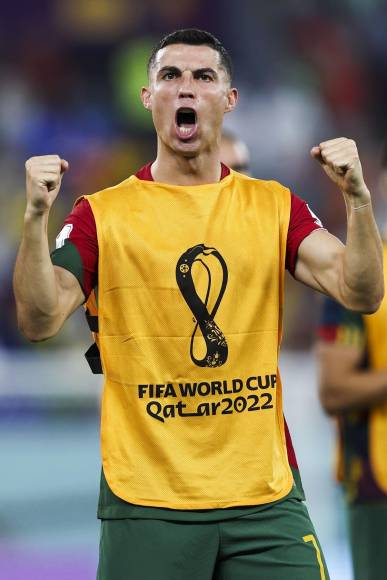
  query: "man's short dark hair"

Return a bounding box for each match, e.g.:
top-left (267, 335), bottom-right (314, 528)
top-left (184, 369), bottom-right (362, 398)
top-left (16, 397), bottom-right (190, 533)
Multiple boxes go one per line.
top-left (147, 28), bottom-right (233, 82)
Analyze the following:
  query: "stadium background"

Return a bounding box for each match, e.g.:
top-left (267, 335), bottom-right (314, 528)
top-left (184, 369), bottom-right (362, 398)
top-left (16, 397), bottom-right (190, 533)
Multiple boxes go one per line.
top-left (1, 1), bottom-right (387, 578)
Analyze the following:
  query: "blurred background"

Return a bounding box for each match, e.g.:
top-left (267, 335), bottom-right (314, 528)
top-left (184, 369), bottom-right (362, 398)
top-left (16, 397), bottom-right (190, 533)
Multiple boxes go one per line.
top-left (1, 0), bottom-right (387, 578)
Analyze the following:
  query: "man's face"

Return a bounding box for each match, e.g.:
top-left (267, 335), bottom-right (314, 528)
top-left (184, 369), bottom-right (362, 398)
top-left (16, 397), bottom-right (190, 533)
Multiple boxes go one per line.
top-left (142, 44), bottom-right (238, 157)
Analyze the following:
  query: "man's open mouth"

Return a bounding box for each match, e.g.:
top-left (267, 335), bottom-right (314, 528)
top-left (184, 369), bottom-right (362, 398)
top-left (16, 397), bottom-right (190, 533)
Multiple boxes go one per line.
top-left (175, 108), bottom-right (198, 140)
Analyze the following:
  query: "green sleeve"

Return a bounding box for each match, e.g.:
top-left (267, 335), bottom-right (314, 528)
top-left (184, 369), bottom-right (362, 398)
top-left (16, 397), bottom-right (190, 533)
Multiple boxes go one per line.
top-left (51, 240), bottom-right (85, 298)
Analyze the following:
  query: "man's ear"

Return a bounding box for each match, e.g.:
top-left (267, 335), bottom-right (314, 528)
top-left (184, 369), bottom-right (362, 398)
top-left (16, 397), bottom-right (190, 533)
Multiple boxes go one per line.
top-left (225, 88), bottom-right (238, 114)
top-left (141, 87), bottom-right (152, 111)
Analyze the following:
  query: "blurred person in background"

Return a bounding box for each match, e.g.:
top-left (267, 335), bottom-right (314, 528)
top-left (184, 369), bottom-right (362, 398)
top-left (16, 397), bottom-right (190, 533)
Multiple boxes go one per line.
top-left (316, 148), bottom-right (387, 580)
top-left (14, 28), bottom-right (383, 580)
top-left (220, 129), bottom-right (250, 174)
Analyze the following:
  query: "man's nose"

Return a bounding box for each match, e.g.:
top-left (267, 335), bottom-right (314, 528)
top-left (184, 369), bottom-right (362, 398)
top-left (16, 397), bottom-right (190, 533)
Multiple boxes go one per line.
top-left (178, 72), bottom-right (195, 98)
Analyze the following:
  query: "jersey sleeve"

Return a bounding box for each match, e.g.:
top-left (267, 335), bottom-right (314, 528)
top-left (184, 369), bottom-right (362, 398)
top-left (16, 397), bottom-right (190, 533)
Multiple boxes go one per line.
top-left (50, 198), bottom-right (98, 299)
top-left (317, 296), bottom-right (365, 348)
top-left (286, 193), bottom-right (324, 275)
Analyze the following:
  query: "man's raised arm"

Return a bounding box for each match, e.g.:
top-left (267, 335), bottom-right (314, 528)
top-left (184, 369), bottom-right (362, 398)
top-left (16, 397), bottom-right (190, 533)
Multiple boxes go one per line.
top-left (13, 155), bottom-right (84, 342)
top-left (294, 137), bottom-right (384, 313)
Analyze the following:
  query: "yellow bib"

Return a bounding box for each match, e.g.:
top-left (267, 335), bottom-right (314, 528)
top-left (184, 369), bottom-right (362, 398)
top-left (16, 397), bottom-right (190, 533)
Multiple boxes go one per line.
top-left (86, 170), bottom-right (293, 509)
top-left (364, 245), bottom-right (387, 493)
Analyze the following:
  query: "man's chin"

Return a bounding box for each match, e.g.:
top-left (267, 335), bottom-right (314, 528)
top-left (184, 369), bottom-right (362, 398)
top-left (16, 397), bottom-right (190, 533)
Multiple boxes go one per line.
top-left (173, 138), bottom-right (200, 157)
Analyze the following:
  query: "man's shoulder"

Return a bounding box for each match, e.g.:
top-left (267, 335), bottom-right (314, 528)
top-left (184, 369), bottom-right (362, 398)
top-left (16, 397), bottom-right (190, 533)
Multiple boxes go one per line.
top-left (235, 172), bottom-right (289, 192)
top-left (85, 175), bottom-right (137, 202)
top-left (233, 173), bottom-right (291, 202)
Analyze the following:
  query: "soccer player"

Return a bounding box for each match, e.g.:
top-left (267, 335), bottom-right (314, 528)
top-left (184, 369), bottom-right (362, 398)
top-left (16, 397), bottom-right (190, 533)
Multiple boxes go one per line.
top-left (14, 29), bottom-right (383, 580)
top-left (316, 151), bottom-right (387, 580)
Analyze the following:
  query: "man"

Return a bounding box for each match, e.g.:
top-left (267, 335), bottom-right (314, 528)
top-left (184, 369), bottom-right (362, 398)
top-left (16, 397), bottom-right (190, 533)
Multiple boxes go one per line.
top-left (220, 129), bottom-right (250, 174)
top-left (316, 152), bottom-right (387, 580)
top-left (14, 29), bottom-right (383, 580)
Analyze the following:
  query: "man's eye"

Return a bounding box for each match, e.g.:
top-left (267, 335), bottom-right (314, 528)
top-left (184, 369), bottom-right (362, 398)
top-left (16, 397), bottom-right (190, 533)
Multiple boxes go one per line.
top-left (164, 72), bottom-right (176, 80)
top-left (200, 73), bottom-right (212, 81)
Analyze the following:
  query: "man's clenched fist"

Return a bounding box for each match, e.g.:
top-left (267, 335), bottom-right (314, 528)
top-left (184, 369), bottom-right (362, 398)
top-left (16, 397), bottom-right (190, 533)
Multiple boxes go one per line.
top-left (25, 155), bottom-right (69, 216)
top-left (310, 137), bottom-right (370, 205)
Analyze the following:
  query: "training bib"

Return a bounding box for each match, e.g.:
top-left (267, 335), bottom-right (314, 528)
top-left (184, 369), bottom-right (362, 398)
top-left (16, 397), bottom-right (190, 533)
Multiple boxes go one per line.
top-left (85, 170), bottom-right (293, 508)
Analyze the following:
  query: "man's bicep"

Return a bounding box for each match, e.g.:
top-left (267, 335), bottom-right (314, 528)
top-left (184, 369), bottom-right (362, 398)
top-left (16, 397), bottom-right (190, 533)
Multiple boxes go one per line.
top-left (54, 265), bottom-right (85, 319)
top-left (294, 229), bottom-right (345, 298)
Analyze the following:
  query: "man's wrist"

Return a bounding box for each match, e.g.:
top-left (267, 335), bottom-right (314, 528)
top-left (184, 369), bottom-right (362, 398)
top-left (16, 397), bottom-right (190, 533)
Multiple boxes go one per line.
top-left (343, 187), bottom-right (371, 210)
top-left (24, 206), bottom-right (50, 222)
top-left (352, 201), bottom-right (372, 211)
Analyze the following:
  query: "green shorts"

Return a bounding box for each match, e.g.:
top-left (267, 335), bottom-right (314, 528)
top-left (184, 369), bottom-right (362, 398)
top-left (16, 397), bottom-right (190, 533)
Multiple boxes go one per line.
top-left (349, 501), bottom-right (387, 580)
top-left (97, 497), bottom-right (329, 580)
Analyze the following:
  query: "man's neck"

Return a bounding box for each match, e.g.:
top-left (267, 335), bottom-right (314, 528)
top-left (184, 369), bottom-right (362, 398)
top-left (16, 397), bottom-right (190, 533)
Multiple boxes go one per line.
top-left (151, 146), bottom-right (222, 186)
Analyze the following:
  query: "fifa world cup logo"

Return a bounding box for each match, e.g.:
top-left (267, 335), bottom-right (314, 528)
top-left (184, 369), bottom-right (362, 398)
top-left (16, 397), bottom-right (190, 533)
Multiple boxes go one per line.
top-left (176, 244), bottom-right (228, 367)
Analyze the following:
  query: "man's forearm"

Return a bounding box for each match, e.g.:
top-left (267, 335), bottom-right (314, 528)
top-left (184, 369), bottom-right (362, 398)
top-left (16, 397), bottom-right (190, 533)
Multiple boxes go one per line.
top-left (14, 155), bottom-right (82, 340)
top-left (341, 195), bottom-right (384, 313)
top-left (13, 211), bottom-right (60, 340)
top-left (306, 138), bottom-right (384, 312)
top-left (320, 368), bottom-right (387, 414)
